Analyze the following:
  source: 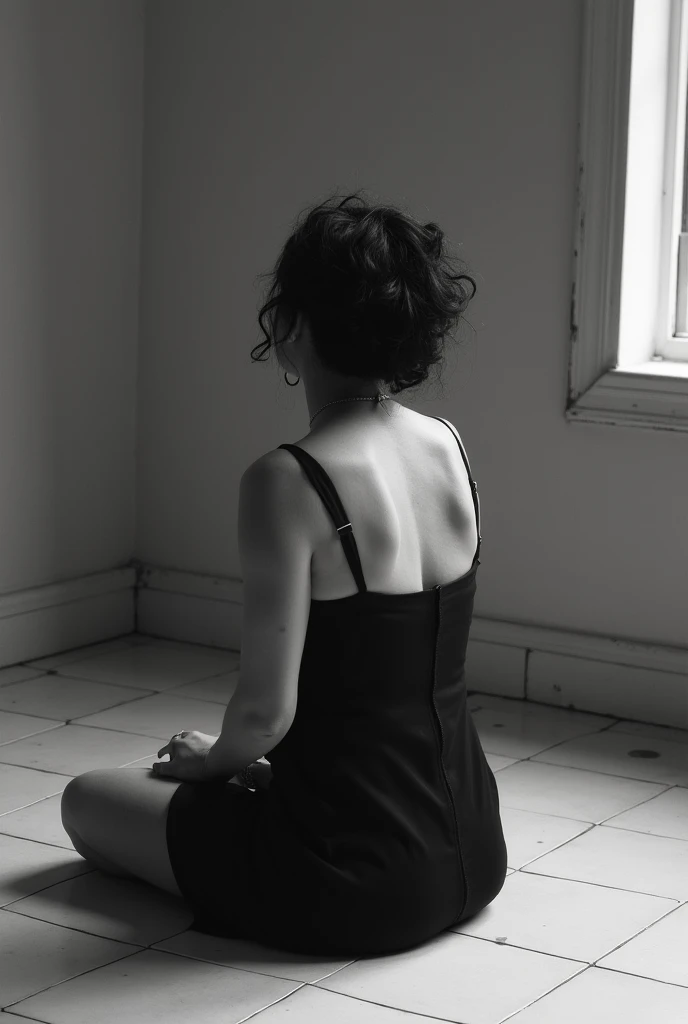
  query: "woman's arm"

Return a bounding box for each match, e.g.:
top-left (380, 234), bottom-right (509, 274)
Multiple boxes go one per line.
top-left (204, 694), bottom-right (287, 781)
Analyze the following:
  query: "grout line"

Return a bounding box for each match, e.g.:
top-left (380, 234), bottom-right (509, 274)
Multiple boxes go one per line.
top-left (0, 919), bottom-right (144, 1014)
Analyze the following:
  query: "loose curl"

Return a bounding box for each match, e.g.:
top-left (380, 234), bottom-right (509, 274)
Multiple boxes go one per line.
top-left (252, 190), bottom-right (477, 397)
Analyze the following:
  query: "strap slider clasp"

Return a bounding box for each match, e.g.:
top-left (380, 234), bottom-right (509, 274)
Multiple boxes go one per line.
top-left (336, 521), bottom-right (353, 535)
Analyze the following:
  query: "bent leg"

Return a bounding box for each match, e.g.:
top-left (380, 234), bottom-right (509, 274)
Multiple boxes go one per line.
top-left (62, 821), bottom-right (137, 880)
top-left (61, 767), bottom-right (184, 897)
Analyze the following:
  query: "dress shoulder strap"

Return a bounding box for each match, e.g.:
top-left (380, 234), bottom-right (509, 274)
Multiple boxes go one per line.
top-left (429, 416), bottom-right (482, 564)
top-left (277, 443), bottom-right (368, 593)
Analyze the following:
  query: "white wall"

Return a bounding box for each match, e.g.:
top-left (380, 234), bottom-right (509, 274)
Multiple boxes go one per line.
top-left (1, 0), bottom-right (686, 675)
top-left (0, 0), bottom-right (143, 595)
top-left (139, 0), bottom-right (688, 648)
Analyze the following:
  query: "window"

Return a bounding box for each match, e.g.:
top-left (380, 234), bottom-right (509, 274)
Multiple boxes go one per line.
top-left (568, 0), bottom-right (688, 432)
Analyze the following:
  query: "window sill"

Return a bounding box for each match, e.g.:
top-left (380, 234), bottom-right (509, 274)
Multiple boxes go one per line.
top-left (566, 361), bottom-right (688, 432)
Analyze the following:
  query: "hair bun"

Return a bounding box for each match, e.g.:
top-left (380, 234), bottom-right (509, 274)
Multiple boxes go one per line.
top-left (253, 190), bottom-right (477, 395)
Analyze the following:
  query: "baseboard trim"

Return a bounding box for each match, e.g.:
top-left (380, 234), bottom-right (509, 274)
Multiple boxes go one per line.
top-left (469, 615), bottom-right (688, 676)
top-left (1, 562), bottom-right (686, 729)
top-left (0, 567), bottom-right (135, 668)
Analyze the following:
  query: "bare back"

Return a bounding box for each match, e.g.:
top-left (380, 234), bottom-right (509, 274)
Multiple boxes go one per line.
top-left (288, 404), bottom-right (480, 600)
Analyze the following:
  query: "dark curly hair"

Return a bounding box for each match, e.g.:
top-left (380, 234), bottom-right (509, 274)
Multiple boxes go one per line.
top-left (252, 190), bottom-right (477, 397)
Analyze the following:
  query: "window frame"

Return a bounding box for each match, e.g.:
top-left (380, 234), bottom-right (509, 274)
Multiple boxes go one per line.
top-left (657, 0), bottom-right (688, 359)
top-left (568, 0), bottom-right (688, 433)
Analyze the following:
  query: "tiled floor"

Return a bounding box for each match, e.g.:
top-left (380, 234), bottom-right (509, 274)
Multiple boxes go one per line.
top-left (0, 634), bottom-right (687, 1023)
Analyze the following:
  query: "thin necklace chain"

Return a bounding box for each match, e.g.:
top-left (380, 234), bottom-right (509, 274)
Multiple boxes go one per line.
top-left (309, 393), bottom-right (391, 427)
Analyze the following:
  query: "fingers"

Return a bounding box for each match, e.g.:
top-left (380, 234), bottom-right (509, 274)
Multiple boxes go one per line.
top-left (157, 733), bottom-right (183, 759)
top-left (155, 731), bottom-right (189, 772)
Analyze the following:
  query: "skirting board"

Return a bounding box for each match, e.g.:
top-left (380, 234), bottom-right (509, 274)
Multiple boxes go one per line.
top-left (0, 562), bottom-right (686, 731)
top-left (0, 567), bottom-right (135, 670)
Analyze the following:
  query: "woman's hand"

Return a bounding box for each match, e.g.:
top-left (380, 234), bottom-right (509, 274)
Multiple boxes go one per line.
top-left (152, 730), bottom-right (218, 782)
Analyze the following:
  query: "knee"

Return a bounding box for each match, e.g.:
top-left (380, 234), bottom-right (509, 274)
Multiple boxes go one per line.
top-left (61, 770), bottom-right (107, 829)
top-left (61, 776), bottom-right (83, 830)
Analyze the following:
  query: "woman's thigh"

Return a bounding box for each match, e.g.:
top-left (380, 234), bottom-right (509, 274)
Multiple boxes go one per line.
top-left (61, 767), bottom-right (185, 897)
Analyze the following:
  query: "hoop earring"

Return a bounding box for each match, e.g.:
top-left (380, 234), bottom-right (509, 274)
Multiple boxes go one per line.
top-left (284, 371), bottom-right (300, 387)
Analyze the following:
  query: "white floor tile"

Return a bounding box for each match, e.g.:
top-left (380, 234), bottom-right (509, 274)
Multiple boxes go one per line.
top-left (484, 752), bottom-right (518, 773)
top-left (0, 724), bottom-right (156, 775)
top-left (472, 701), bottom-right (616, 760)
top-left (0, 833), bottom-right (92, 908)
top-left (316, 931), bottom-right (584, 1024)
top-left (154, 928), bottom-right (356, 984)
top-left (0, 764), bottom-right (69, 815)
top-left (129, 636), bottom-right (197, 647)
top-left (8, 871), bottom-right (193, 946)
top-left (118, 753), bottom-right (158, 769)
top-left (608, 718), bottom-right (688, 745)
top-left (0, 664), bottom-right (50, 688)
top-left (0, 710), bottom-right (63, 745)
top-left (54, 644), bottom-right (240, 692)
top-left (0, 909), bottom-right (140, 1009)
top-left (72, 692), bottom-right (225, 740)
top-left (494, 759), bottom-right (667, 822)
top-left (597, 901), bottom-right (688, 986)
top-left (226, 984), bottom-right (455, 1022)
top-left (604, 786), bottom-right (688, 841)
top-left (0, 793), bottom-right (71, 848)
top-left (22, 637), bottom-right (138, 671)
top-left (166, 671), bottom-right (240, 704)
top-left (0, 675), bottom-right (152, 723)
top-left (524, 823), bottom-right (688, 900)
top-left (499, 806), bottom-right (592, 869)
top-left (507, 964), bottom-right (688, 1023)
top-left (129, 636), bottom-right (239, 658)
top-left (531, 729), bottom-right (688, 787)
top-left (8, 948), bottom-right (301, 1024)
top-left (453, 870), bottom-right (678, 963)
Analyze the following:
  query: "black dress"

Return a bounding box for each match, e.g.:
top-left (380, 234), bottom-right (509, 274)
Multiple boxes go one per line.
top-left (165, 416), bottom-right (507, 957)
